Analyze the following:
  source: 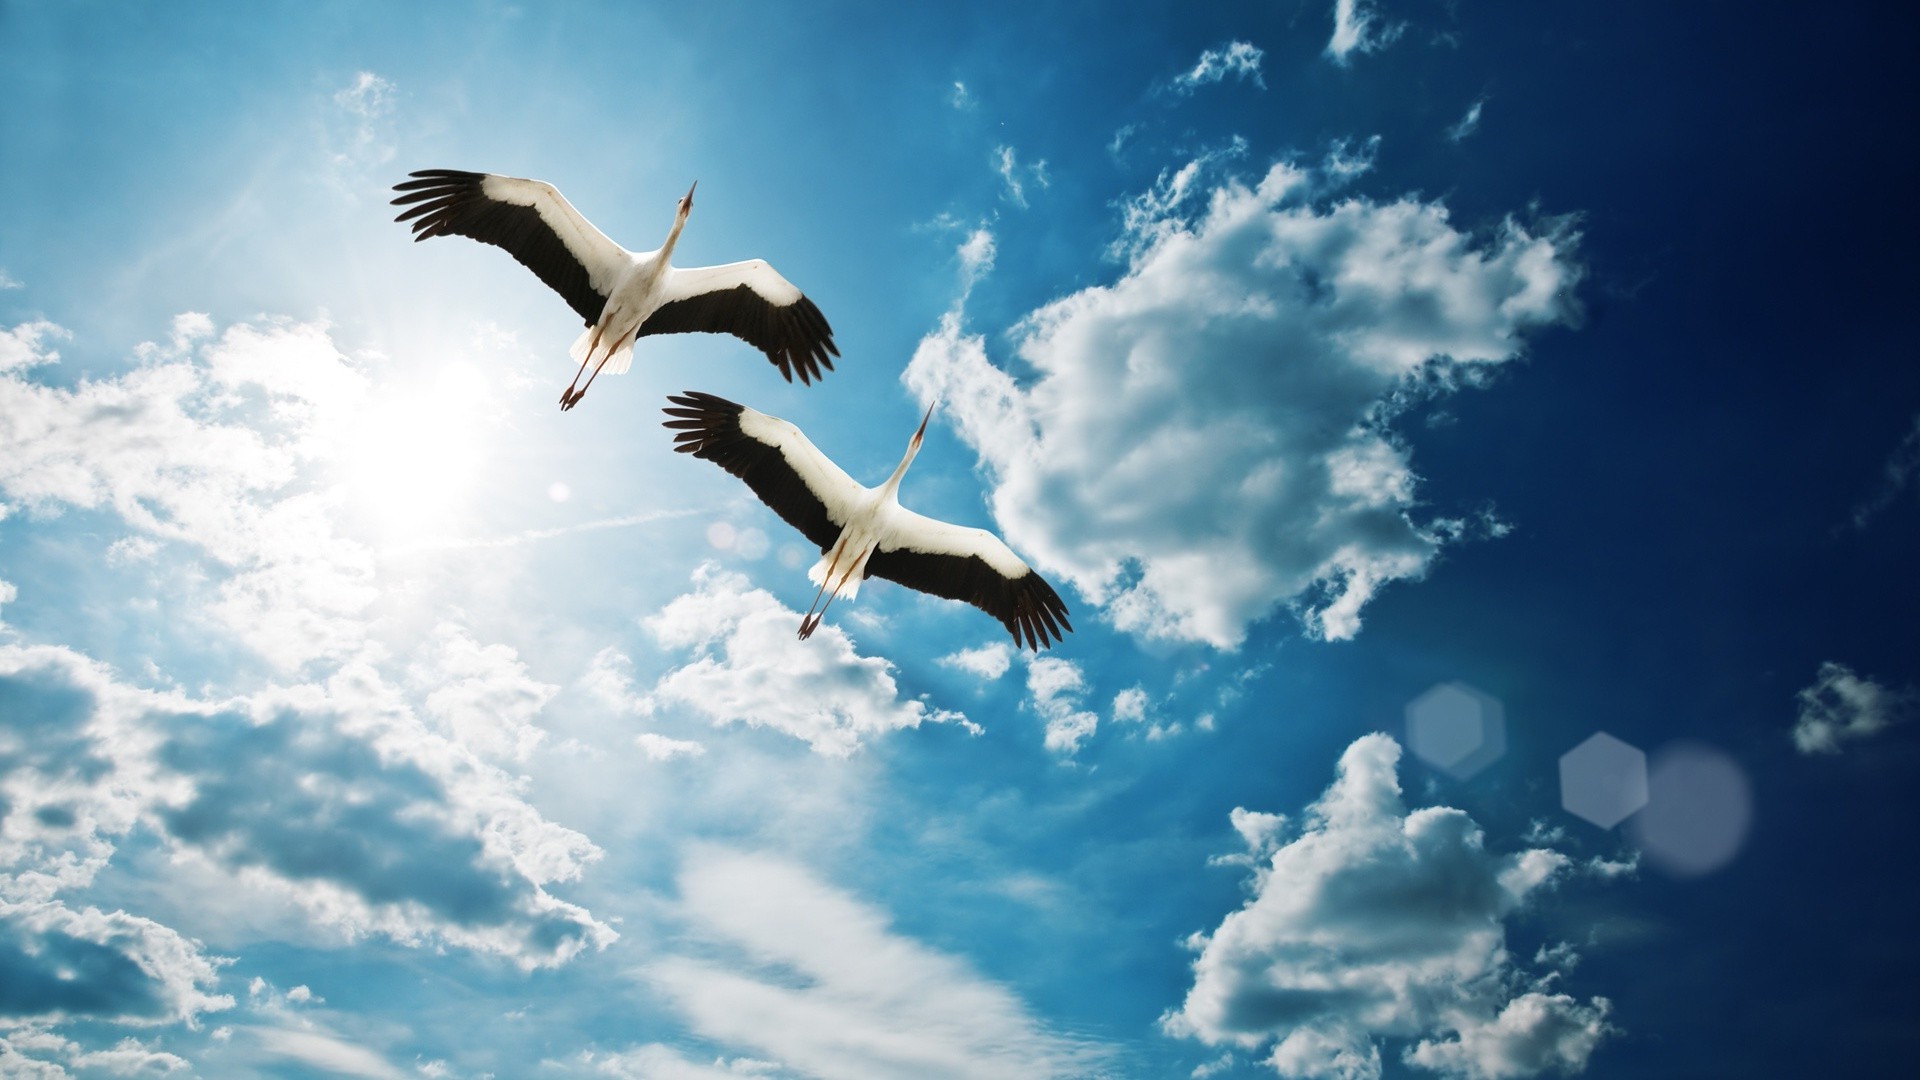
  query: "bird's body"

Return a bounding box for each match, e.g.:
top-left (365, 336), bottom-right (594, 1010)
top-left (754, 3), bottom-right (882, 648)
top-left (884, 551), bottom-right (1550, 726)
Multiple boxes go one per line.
top-left (665, 392), bottom-right (1071, 649)
top-left (392, 171), bottom-right (837, 408)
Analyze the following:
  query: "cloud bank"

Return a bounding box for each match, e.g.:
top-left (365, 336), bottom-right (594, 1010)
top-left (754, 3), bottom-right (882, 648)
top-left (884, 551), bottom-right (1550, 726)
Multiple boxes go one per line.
top-left (1166, 734), bottom-right (1613, 1078)
top-left (907, 157), bottom-right (1579, 648)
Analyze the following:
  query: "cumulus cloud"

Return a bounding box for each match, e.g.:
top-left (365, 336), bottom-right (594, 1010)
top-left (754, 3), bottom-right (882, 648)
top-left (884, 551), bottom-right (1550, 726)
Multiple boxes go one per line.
top-left (1793, 661), bottom-right (1912, 754)
top-left (1172, 41), bottom-right (1267, 94)
top-left (0, 1030), bottom-right (189, 1077)
top-left (0, 899), bottom-right (231, 1026)
top-left (939, 642), bottom-right (1013, 681)
top-left (0, 641), bottom-right (613, 971)
top-left (646, 848), bottom-right (1101, 1079)
top-left (1327, 0), bottom-right (1403, 65)
top-left (641, 565), bottom-right (970, 756)
top-left (1165, 734), bottom-right (1613, 1078)
top-left (906, 158), bottom-right (1580, 648)
top-left (409, 623), bottom-right (555, 762)
top-left (0, 316), bottom-right (379, 669)
top-left (1029, 656), bottom-right (1099, 754)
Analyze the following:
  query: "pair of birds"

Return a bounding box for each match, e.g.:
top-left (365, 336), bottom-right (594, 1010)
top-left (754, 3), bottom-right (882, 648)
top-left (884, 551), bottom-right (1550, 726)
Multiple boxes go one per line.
top-left (391, 169), bottom-right (1070, 649)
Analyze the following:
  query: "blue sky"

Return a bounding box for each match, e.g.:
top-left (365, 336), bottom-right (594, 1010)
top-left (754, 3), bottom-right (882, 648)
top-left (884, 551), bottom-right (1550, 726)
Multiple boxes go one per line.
top-left (2, 2), bottom-right (1917, 1077)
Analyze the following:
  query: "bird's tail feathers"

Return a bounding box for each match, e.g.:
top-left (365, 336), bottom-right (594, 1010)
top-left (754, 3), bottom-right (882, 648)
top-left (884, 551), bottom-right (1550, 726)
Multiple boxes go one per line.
top-left (568, 327), bottom-right (636, 376)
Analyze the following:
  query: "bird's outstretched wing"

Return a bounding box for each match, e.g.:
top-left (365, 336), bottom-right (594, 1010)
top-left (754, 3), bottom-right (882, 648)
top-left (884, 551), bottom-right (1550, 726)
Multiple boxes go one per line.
top-left (865, 510), bottom-right (1072, 650)
top-left (663, 391), bottom-right (862, 550)
top-left (391, 170), bottom-right (630, 325)
top-left (644, 262), bottom-right (838, 385)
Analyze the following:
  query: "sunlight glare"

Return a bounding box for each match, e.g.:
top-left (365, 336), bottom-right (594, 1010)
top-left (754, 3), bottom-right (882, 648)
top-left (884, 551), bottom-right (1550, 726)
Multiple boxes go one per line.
top-left (337, 363), bottom-right (493, 540)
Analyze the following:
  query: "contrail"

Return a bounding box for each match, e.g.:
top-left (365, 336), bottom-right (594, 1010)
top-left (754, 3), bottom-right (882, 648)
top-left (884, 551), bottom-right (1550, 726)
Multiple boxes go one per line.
top-left (379, 507), bottom-right (704, 557)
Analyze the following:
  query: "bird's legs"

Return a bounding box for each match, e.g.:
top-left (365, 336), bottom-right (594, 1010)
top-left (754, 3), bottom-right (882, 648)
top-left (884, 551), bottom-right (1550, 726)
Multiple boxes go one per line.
top-left (799, 540), bottom-right (855, 640)
top-left (562, 349), bottom-right (619, 412)
top-left (559, 325), bottom-right (607, 409)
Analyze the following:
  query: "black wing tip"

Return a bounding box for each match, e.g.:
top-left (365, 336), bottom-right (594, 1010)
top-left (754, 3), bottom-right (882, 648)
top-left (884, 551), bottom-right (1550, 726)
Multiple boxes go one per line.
top-left (1010, 573), bottom-right (1072, 650)
top-left (662, 392), bottom-right (747, 455)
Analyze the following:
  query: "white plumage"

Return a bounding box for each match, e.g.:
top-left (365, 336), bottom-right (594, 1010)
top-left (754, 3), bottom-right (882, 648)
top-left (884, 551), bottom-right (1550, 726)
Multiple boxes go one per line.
top-left (665, 392), bottom-right (1071, 649)
top-left (392, 171), bottom-right (837, 409)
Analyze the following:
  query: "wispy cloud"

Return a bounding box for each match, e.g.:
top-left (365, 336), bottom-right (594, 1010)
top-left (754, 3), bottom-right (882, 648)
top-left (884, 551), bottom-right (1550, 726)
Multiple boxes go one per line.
top-left (949, 80), bottom-right (973, 110)
top-left (1846, 413), bottom-right (1920, 530)
top-left (1326, 0), bottom-right (1404, 66)
top-left (1170, 41), bottom-right (1266, 94)
top-left (1794, 661), bottom-right (1912, 754)
top-left (1166, 734), bottom-right (1616, 1077)
top-left (0, 268), bottom-right (21, 290)
top-left (906, 154), bottom-right (1581, 648)
top-left (647, 848), bottom-right (1104, 1078)
top-left (993, 146), bottom-right (1050, 209)
top-left (327, 70), bottom-right (396, 173)
top-left (1448, 97), bottom-right (1487, 141)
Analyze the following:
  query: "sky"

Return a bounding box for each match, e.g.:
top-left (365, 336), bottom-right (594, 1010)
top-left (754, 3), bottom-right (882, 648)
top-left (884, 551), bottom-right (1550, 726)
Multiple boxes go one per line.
top-left (2, 1), bottom-right (1917, 1077)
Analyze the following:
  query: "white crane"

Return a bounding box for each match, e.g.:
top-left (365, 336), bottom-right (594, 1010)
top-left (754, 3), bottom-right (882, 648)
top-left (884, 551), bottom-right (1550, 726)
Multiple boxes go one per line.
top-left (391, 170), bottom-right (837, 410)
top-left (663, 391), bottom-right (1071, 649)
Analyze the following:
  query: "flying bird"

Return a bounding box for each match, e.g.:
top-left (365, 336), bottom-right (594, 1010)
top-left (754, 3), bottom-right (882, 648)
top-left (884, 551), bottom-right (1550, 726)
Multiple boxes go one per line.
top-left (664, 391), bottom-right (1071, 649)
top-left (391, 170), bottom-right (837, 410)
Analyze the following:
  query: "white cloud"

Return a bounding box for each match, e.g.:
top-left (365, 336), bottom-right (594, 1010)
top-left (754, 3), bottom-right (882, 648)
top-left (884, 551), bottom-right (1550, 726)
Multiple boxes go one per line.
top-left (0, 316), bottom-right (380, 669)
top-left (328, 71), bottom-right (397, 172)
top-left (576, 1044), bottom-right (781, 1079)
top-left (949, 81), bottom-right (973, 110)
top-left (646, 848), bottom-right (1101, 1079)
top-left (637, 733), bottom-right (708, 762)
top-left (641, 565), bottom-right (970, 756)
top-left (409, 622), bottom-right (555, 762)
top-left (906, 158), bottom-right (1580, 648)
top-left (994, 146), bottom-right (1050, 209)
top-left (939, 642), bottom-right (1013, 681)
top-left (1404, 993), bottom-right (1613, 1080)
top-left (1172, 41), bottom-right (1267, 94)
top-left (1793, 661), bottom-right (1912, 754)
top-left (1327, 0), bottom-right (1403, 65)
top-left (1028, 656), bottom-right (1098, 754)
top-left (957, 227), bottom-right (997, 296)
top-left (1164, 734), bottom-right (1614, 1078)
top-left (0, 639), bottom-right (614, 971)
top-left (0, 319), bottom-right (65, 373)
top-left (1112, 685), bottom-right (1149, 723)
top-left (0, 897), bottom-right (232, 1026)
top-left (0, 1031), bottom-right (189, 1078)
top-left (251, 1026), bottom-right (405, 1080)
top-left (1448, 99), bottom-right (1487, 142)
top-left (0, 268), bottom-right (21, 290)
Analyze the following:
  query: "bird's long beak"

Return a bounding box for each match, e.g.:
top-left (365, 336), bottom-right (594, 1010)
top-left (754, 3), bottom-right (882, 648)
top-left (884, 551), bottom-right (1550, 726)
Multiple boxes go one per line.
top-left (912, 399), bottom-right (937, 444)
top-left (678, 181), bottom-right (697, 214)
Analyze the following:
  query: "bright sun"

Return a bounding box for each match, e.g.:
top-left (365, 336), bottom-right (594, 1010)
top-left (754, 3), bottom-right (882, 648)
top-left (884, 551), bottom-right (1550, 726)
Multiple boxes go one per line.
top-left (336, 364), bottom-right (492, 542)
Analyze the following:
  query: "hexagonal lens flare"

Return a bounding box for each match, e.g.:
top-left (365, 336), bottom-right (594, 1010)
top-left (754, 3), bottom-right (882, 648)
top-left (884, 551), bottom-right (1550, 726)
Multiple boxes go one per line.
top-left (1559, 732), bottom-right (1649, 828)
top-left (1406, 681), bottom-right (1507, 780)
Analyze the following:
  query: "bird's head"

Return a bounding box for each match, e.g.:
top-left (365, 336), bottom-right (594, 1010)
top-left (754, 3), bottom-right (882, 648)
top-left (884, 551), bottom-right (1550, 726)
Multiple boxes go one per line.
top-left (909, 399), bottom-right (937, 452)
top-left (677, 181), bottom-right (697, 218)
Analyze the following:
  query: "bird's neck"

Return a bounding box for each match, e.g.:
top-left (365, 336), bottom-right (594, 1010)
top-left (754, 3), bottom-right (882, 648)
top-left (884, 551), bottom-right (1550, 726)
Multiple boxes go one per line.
top-left (659, 213), bottom-right (689, 263)
top-left (879, 446), bottom-right (920, 501)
